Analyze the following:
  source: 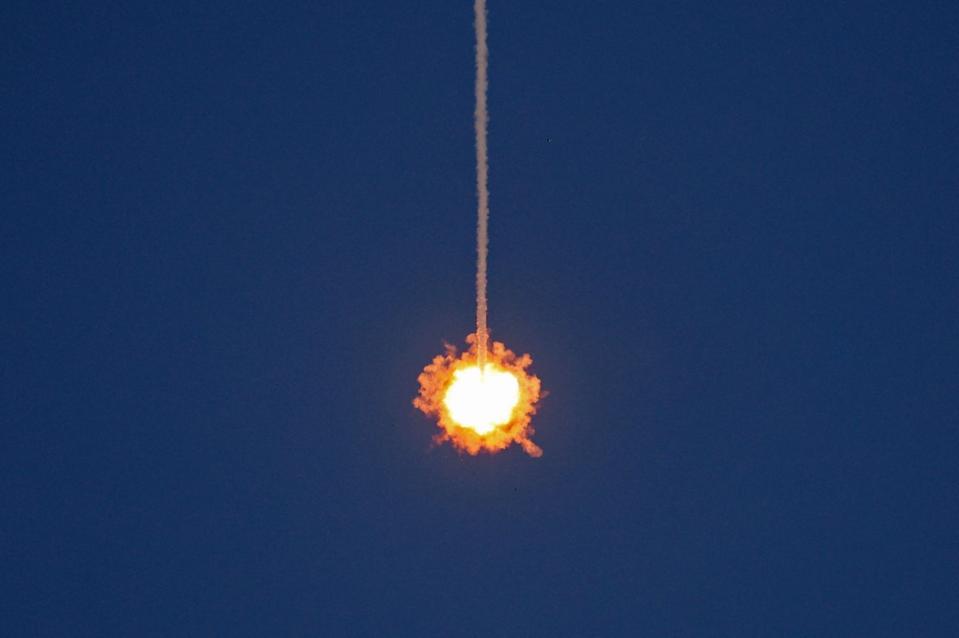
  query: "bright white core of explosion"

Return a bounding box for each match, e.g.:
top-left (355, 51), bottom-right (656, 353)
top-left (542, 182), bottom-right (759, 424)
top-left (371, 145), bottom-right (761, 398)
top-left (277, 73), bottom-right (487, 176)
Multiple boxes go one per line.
top-left (442, 364), bottom-right (520, 435)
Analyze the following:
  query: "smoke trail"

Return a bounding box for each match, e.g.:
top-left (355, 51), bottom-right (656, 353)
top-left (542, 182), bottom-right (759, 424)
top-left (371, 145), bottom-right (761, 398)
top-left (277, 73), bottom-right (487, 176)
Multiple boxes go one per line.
top-left (474, 0), bottom-right (489, 368)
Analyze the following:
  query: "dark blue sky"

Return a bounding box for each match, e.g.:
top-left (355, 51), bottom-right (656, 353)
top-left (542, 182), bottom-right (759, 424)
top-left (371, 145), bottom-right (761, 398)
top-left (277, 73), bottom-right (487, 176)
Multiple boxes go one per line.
top-left (3, 2), bottom-right (957, 635)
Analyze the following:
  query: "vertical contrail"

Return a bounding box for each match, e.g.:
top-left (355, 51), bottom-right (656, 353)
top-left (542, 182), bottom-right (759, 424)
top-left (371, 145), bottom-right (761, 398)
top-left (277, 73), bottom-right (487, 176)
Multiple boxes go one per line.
top-left (474, 0), bottom-right (489, 368)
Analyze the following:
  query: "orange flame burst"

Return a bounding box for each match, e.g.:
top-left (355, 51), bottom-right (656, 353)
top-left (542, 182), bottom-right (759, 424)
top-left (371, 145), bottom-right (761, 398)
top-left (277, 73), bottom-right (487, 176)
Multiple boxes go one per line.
top-left (414, 334), bottom-right (543, 457)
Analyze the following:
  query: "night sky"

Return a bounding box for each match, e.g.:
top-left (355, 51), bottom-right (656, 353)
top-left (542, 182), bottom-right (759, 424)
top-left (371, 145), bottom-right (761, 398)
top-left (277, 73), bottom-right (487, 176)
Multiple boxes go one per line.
top-left (3, 2), bottom-right (958, 635)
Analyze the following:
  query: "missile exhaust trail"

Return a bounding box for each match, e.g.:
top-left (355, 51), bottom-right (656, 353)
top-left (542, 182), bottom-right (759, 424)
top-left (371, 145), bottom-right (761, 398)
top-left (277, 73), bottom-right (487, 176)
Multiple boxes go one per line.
top-left (474, 0), bottom-right (489, 369)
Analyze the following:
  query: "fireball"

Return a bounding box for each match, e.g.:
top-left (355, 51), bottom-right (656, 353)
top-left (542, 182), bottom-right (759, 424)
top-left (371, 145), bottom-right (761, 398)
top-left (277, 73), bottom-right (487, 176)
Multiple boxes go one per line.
top-left (443, 364), bottom-right (520, 435)
top-left (414, 334), bottom-right (542, 456)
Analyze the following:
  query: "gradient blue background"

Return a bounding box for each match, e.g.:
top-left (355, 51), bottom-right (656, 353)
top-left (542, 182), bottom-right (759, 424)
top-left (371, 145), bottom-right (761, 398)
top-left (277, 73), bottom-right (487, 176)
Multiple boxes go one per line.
top-left (3, 2), bottom-right (957, 635)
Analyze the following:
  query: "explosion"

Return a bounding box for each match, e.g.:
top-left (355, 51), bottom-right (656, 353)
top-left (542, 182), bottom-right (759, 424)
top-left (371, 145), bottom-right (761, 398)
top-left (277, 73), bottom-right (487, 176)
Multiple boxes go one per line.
top-left (414, 334), bottom-right (543, 457)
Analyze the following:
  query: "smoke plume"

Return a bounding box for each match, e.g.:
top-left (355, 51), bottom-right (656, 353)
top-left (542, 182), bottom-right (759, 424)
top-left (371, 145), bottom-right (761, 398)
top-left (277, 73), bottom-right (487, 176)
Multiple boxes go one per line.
top-left (474, 0), bottom-right (489, 367)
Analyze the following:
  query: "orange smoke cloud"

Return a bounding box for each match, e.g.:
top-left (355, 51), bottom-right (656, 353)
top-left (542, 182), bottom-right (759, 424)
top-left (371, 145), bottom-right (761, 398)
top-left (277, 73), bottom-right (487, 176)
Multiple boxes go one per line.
top-left (414, 333), bottom-right (543, 457)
